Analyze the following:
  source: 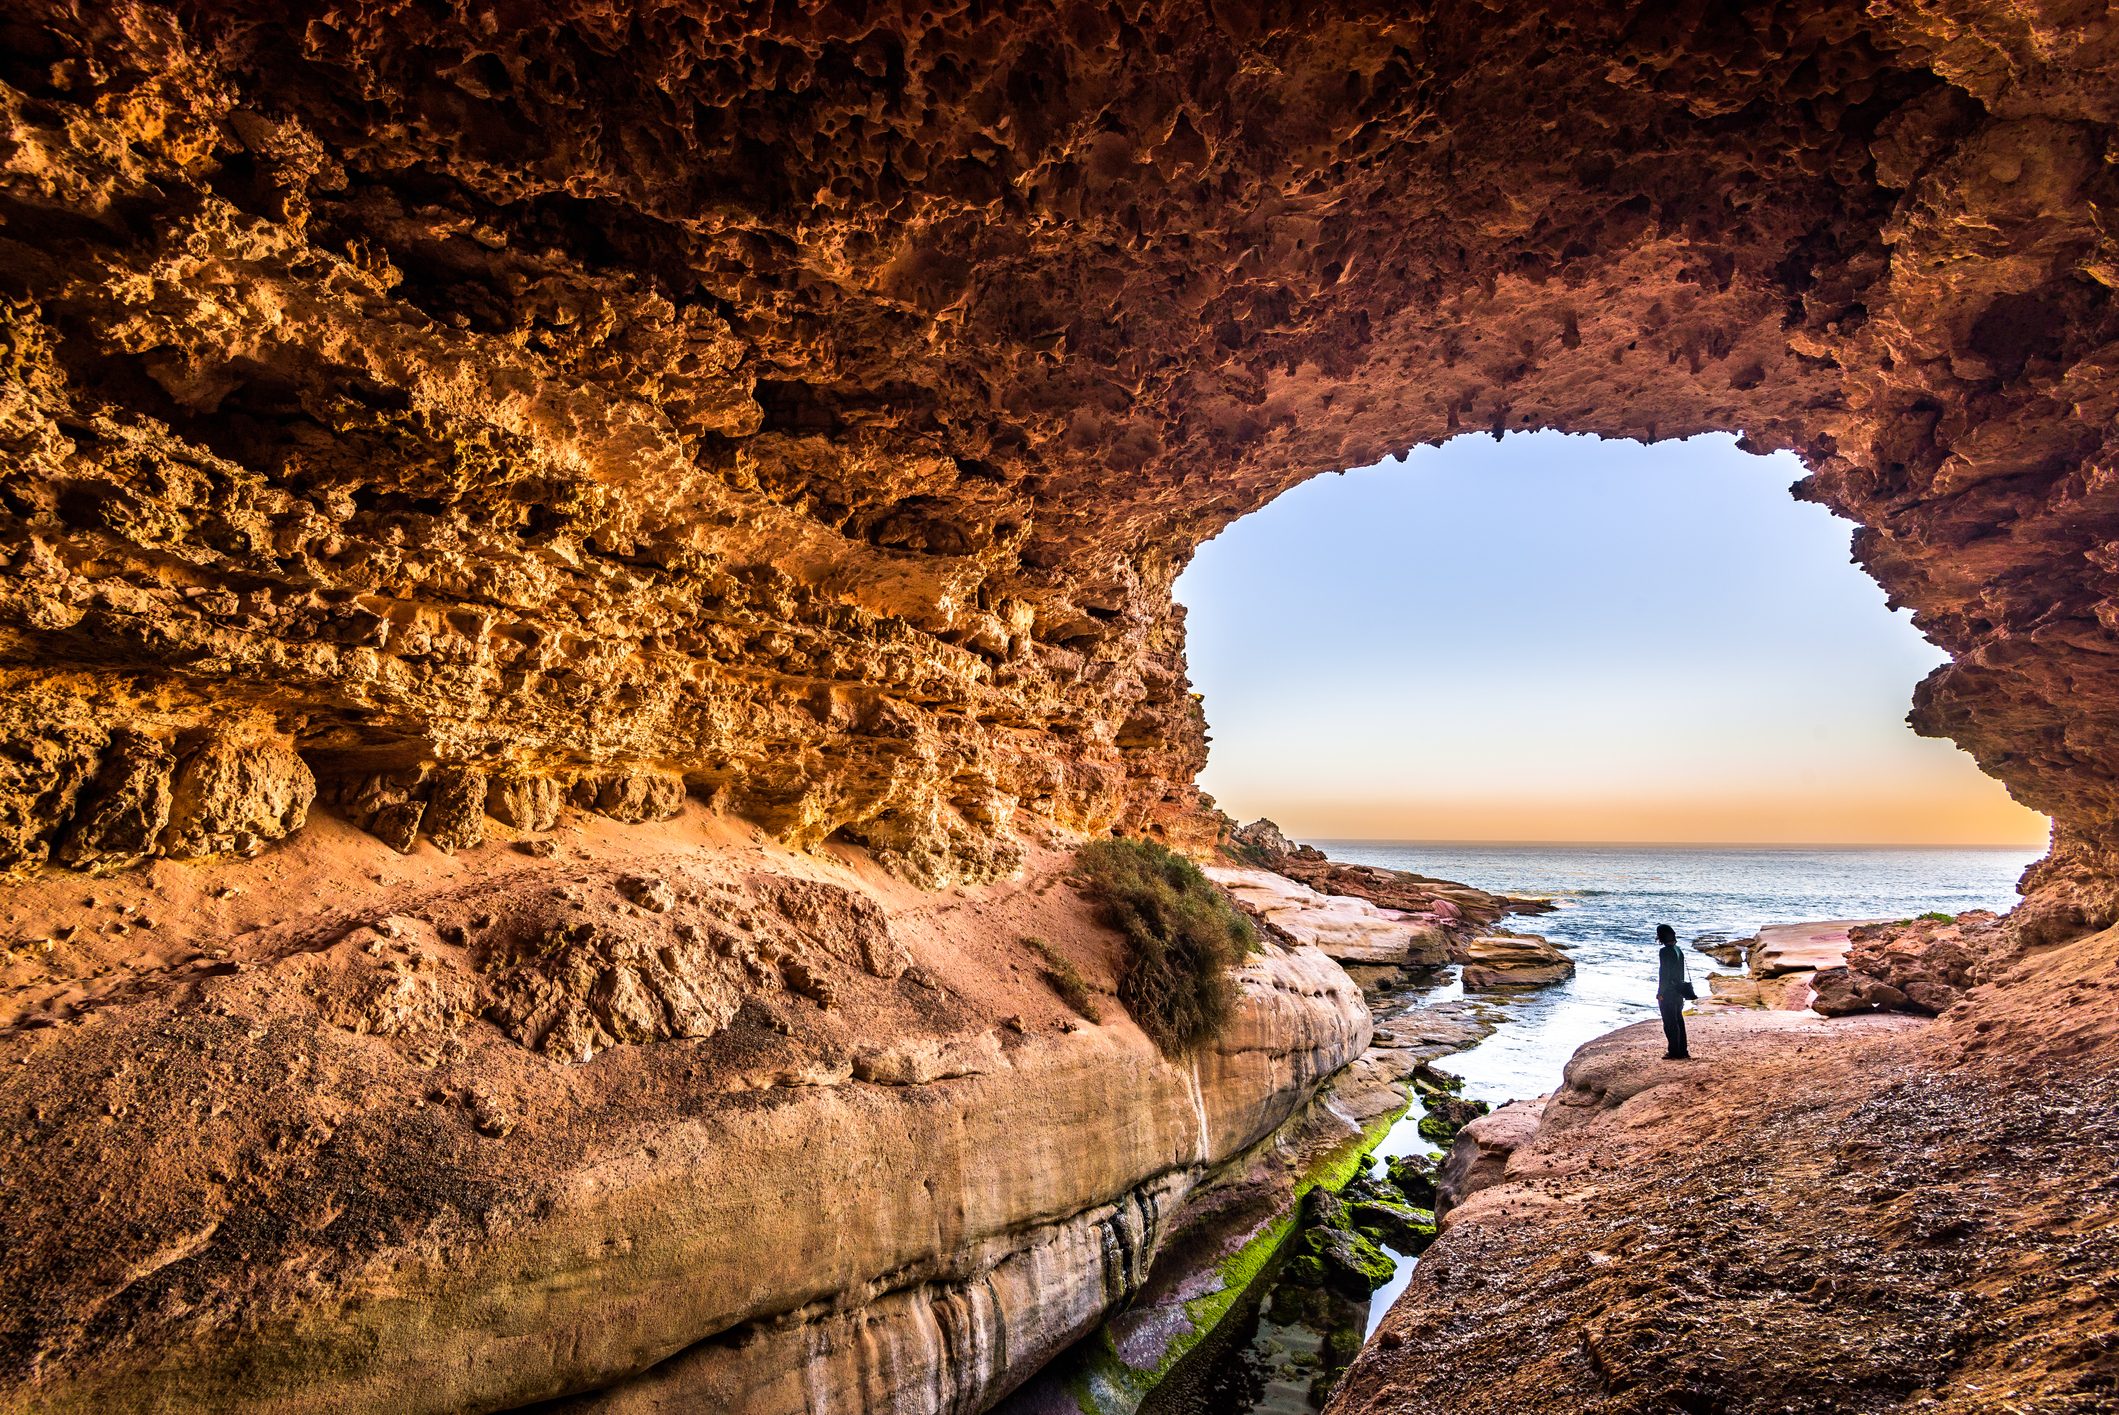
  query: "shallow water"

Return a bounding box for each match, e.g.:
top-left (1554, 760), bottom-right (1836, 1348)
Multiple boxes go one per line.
top-left (1174, 842), bottom-right (2042, 1399)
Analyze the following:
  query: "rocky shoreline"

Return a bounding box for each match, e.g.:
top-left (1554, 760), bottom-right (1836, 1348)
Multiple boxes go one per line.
top-left (1328, 914), bottom-right (2119, 1413)
top-left (998, 824), bottom-right (1563, 1414)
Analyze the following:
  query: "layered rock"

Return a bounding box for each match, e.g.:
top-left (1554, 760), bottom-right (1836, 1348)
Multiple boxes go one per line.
top-left (1813, 908), bottom-right (2020, 1016)
top-left (1230, 827), bottom-right (1549, 926)
top-left (1207, 865), bottom-right (1456, 967)
top-left (1456, 931), bottom-right (1575, 990)
top-left (0, 821), bottom-right (1373, 1414)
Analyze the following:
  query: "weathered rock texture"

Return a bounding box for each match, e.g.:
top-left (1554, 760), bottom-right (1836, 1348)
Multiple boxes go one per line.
top-left (1814, 907), bottom-right (2021, 1015)
top-left (1, 0), bottom-right (2116, 904)
top-left (1333, 930), bottom-right (2119, 1413)
top-left (1455, 931), bottom-right (1576, 990)
top-left (1207, 863), bottom-right (1460, 967)
top-left (6, 4), bottom-right (2119, 1412)
top-left (0, 820), bottom-right (1372, 1414)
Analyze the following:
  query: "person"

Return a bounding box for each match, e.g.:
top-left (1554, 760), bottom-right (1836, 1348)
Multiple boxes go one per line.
top-left (1655, 923), bottom-right (1694, 1059)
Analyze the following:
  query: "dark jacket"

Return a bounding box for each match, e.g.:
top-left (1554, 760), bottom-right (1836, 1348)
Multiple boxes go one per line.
top-left (1657, 941), bottom-right (1687, 1001)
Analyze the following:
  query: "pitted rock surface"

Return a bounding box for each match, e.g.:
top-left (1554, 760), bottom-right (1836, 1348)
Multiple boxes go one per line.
top-left (0, 2), bottom-right (2114, 905)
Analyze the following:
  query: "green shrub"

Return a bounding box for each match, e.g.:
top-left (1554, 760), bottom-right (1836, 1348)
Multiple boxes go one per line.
top-left (1023, 936), bottom-right (1101, 1022)
top-left (1075, 836), bottom-right (1255, 1057)
top-left (1917, 911), bottom-right (1957, 924)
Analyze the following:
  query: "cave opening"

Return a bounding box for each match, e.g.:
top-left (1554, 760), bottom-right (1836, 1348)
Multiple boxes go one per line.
top-left (1176, 429), bottom-right (2048, 852)
top-left (1156, 428), bottom-right (2058, 1415)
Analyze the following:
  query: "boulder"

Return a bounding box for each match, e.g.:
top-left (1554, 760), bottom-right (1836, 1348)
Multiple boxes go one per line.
top-left (1458, 932), bottom-right (1575, 989)
top-left (1347, 1195), bottom-right (1437, 1251)
top-left (1306, 1225), bottom-right (1396, 1296)
top-left (574, 769), bottom-right (686, 823)
top-left (1383, 1152), bottom-right (1441, 1208)
top-left (158, 734), bottom-right (315, 859)
top-left (1747, 920), bottom-right (1882, 977)
top-left (1811, 965), bottom-right (1912, 1017)
top-left (1836, 912), bottom-right (2018, 1016)
top-left (489, 773), bottom-right (566, 832)
top-left (55, 732), bottom-right (174, 871)
top-left (1435, 1096), bottom-right (1549, 1221)
top-left (1692, 935), bottom-right (1747, 966)
top-left (1418, 1094), bottom-right (1491, 1143)
top-left (423, 768), bottom-right (489, 853)
top-left (1229, 817), bottom-right (1298, 860)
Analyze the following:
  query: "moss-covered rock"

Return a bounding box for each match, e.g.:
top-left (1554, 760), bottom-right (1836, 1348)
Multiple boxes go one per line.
top-left (1383, 1152), bottom-right (1441, 1208)
top-left (1348, 1197), bottom-right (1438, 1252)
top-left (1302, 1224), bottom-right (1397, 1297)
top-left (1417, 1095), bottom-right (1490, 1143)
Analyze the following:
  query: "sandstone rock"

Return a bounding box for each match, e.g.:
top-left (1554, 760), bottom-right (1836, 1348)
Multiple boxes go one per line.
top-left (367, 801), bottom-right (426, 854)
top-left (1229, 817), bottom-right (1298, 860)
top-left (0, 718), bottom-right (104, 873)
top-left (489, 774), bottom-right (565, 832)
top-left (480, 917), bottom-right (747, 1061)
top-left (158, 735), bottom-right (314, 859)
top-left (4, 4), bottom-right (2119, 1411)
top-left (574, 770), bottom-right (686, 824)
top-left (850, 1031), bottom-right (1005, 1085)
top-left (0, 840), bottom-right (1374, 1415)
top-left (1692, 936), bottom-right (1747, 966)
top-left (55, 732), bottom-right (174, 871)
top-left (1746, 920), bottom-right (1884, 977)
top-left (1267, 852), bottom-right (1549, 925)
top-left (1810, 966), bottom-right (1913, 1017)
top-left (1207, 866), bottom-right (1454, 966)
top-left (422, 768), bottom-right (488, 853)
top-left (1835, 911), bottom-right (2019, 1015)
top-left (755, 876), bottom-right (909, 979)
top-left (1458, 932), bottom-right (1576, 989)
top-left (1435, 1097), bottom-right (1549, 1222)
top-left (623, 876), bottom-right (677, 913)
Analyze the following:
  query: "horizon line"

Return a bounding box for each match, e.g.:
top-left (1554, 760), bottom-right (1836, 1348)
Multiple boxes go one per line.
top-left (1304, 836), bottom-right (2047, 851)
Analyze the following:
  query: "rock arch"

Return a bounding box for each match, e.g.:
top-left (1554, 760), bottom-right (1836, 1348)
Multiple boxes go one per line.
top-left (3, 1), bottom-right (2116, 934)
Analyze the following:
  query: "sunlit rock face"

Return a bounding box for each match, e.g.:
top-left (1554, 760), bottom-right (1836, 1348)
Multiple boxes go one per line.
top-left (1, 4), bottom-right (2116, 895)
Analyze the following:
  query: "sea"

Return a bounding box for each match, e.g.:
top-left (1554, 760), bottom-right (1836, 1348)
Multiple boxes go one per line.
top-left (1150, 841), bottom-right (2042, 1413)
top-left (1336, 841), bottom-right (2042, 1111)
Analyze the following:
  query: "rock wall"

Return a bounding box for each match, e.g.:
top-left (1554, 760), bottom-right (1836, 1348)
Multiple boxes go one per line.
top-left (0, 822), bottom-right (1371, 1413)
top-left (2, 1), bottom-right (2116, 903)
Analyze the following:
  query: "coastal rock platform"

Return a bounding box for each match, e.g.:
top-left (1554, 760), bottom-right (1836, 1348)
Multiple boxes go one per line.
top-left (1330, 926), bottom-right (2119, 1414)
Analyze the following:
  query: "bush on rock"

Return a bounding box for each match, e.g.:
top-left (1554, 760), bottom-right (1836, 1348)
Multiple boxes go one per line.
top-left (1075, 837), bottom-right (1254, 1056)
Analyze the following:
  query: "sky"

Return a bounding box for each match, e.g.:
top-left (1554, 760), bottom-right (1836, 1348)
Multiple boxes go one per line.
top-left (1174, 431), bottom-right (2050, 848)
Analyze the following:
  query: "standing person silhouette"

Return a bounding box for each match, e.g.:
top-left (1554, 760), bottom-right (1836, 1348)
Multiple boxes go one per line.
top-left (1655, 924), bottom-right (1694, 1059)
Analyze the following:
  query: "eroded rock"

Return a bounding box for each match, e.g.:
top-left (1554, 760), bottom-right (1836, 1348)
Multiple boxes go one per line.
top-left (0, 4), bottom-right (2111, 918)
top-left (1458, 932), bottom-right (1576, 990)
top-left (158, 735), bottom-right (314, 859)
top-left (54, 732), bottom-right (173, 872)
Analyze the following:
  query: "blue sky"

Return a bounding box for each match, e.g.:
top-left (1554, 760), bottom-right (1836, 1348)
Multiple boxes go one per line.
top-left (1174, 431), bottom-right (2048, 846)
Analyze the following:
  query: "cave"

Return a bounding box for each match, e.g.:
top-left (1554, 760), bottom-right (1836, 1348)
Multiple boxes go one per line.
top-left (1, 3), bottom-right (2116, 1412)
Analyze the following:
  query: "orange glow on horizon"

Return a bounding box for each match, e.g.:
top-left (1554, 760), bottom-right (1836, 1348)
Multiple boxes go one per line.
top-left (1256, 782), bottom-right (2050, 849)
